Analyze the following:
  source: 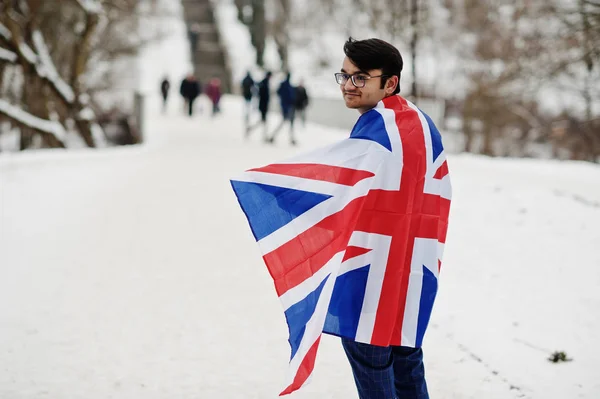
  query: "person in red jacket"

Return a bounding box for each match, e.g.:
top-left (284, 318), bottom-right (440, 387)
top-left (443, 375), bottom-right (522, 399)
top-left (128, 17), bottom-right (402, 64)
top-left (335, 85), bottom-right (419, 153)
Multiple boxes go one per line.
top-left (205, 77), bottom-right (222, 117)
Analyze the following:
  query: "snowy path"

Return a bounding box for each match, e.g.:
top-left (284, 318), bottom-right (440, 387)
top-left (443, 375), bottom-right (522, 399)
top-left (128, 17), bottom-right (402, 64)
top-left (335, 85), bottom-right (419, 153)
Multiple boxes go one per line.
top-left (1, 95), bottom-right (599, 399)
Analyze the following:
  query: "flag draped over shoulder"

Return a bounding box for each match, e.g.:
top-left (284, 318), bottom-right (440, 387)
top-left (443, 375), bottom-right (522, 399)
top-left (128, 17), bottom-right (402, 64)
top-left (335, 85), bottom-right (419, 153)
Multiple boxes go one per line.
top-left (230, 95), bottom-right (452, 396)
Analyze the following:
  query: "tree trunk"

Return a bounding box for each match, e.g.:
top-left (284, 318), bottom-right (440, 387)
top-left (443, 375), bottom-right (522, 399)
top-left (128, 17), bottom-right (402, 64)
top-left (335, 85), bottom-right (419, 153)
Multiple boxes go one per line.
top-left (251, 0), bottom-right (266, 67)
top-left (234, 0), bottom-right (246, 23)
top-left (274, 0), bottom-right (291, 71)
top-left (74, 118), bottom-right (95, 147)
top-left (20, 67), bottom-right (38, 150)
top-left (19, 127), bottom-right (33, 150)
top-left (580, 0), bottom-right (594, 123)
top-left (410, 0), bottom-right (418, 99)
top-left (482, 125), bottom-right (494, 156)
top-left (463, 120), bottom-right (474, 152)
top-left (0, 63), bottom-right (5, 92)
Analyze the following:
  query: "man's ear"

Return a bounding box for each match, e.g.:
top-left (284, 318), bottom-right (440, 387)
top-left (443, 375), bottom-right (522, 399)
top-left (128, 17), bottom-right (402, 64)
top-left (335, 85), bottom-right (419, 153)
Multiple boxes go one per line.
top-left (386, 76), bottom-right (398, 94)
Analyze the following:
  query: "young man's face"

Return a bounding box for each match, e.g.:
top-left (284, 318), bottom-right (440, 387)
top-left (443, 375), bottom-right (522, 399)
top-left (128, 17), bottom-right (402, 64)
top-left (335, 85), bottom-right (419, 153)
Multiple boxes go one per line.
top-left (339, 57), bottom-right (396, 114)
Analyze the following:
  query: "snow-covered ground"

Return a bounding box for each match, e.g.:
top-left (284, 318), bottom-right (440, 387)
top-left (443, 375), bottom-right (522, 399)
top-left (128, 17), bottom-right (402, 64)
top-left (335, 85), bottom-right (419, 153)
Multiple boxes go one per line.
top-left (2, 91), bottom-right (600, 398)
top-left (2, 2), bottom-right (600, 398)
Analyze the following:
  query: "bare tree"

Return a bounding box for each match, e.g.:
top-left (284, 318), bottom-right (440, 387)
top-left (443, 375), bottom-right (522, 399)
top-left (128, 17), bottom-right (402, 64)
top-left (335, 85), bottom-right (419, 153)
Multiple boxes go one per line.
top-left (409, 0), bottom-right (419, 98)
top-left (0, 0), bottom-right (97, 149)
top-left (0, 0), bottom-right (165, 150)
top-left (272, 0), bottom-right (291, 71)
top-left (347, 0), bottom-right (430, 98)
top-left (233, 0), bottom-right (267, 67)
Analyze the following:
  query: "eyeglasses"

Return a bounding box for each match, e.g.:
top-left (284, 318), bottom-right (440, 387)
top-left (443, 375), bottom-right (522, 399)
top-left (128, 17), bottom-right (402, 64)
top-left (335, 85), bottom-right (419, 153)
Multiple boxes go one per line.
top-left (334, 72), bottom-right (388, 88)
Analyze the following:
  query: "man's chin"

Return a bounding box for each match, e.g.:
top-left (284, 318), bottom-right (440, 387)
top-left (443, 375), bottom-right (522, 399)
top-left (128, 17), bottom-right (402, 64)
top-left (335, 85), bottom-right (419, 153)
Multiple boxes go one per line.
top-left (343, 98), bottom-right (360, 109)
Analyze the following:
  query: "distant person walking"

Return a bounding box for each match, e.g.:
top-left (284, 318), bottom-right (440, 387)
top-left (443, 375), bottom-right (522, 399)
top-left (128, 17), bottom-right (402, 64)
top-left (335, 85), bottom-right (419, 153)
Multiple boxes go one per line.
top-left (241, 71), bottom-right (255, 124)
top-left (294, 79), bottom-right (309, 127)
top-left (160, 76), bottom-right (170, 113)
top-left (179, 74), bottom-right (202, 117)
top-left (205, 77), bottom-right (222, 116)
top-left (268, 72), bottom-right (297, 145)
top-left (245, 71), bottom-right (272, 141)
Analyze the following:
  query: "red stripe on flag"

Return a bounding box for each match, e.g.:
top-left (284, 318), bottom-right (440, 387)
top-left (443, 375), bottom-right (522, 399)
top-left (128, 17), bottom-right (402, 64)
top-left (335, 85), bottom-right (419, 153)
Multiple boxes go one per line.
top-left (265, 197), bottom-right (367, 296)
top-left (415, 214), bottom-right (441, 239)
top-left (439, 197), bottom-right (451, 243)
top-left (342, 246), bottom-right (372, 262)
top-left (419, 195), bottom-right (451, 243)
top-left (369, 96), bottom-right (427, 346)
top-left (433, 160), bottom-right (449, 179)
top-left (249, 163), bottom-right (375, 186)
top-left (421, 194), bottom-right (441, 221)
top-left (395, 96), bottom-right (409, 108)
top-left (279, 336), bottom-right (322, 396)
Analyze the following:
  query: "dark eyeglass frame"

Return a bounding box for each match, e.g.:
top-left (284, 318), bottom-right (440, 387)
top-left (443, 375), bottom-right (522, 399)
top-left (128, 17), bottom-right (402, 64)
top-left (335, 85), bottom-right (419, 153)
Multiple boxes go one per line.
top-left (334, 72), bottom-right (388, 88)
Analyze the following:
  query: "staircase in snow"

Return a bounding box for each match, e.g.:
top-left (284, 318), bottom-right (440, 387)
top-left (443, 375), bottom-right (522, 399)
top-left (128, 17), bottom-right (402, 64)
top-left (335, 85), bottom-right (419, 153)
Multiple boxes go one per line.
top-left (181, 0), bottom-right (232, 93)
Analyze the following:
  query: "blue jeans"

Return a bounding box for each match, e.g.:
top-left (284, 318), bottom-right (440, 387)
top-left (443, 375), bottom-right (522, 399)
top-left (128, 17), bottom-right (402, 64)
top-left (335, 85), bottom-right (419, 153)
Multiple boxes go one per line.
top-left (342, 338), bottom-right (429, 399)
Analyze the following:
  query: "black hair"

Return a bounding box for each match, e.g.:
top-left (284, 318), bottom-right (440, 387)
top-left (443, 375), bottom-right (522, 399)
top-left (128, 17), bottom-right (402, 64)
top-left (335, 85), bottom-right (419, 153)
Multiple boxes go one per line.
top-left (343, 37), bottom-right (403, 94)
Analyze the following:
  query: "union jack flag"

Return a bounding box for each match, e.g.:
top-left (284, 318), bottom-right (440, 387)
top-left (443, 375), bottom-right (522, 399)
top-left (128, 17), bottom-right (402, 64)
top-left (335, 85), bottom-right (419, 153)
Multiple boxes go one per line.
top-left (231, 95), bottom-right (451, 395)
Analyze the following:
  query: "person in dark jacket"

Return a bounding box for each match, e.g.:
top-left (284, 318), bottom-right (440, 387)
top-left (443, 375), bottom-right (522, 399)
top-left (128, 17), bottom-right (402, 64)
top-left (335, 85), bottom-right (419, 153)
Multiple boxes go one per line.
top-left (268, 72), bottom-right (297, 145)
top-left (160, 76), bottom-right (170, 113)
top-left (241, 71), bottom-right (255, 124)
top-left (294, 79), bottom-right (309, 127)
top-left (245, 71), bottom-right (272, 141)
top-left (179, 74), bottom-right (201, 117)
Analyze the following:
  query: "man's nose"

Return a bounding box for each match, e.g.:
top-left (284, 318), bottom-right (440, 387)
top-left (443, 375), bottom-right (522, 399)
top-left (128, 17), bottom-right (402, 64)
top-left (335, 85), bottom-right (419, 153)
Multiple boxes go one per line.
top-left (343, 78), bottom-right (356, 91)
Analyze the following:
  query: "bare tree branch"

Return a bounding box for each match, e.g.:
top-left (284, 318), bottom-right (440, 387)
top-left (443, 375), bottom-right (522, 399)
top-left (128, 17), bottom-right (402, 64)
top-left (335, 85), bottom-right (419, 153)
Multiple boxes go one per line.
top-left (0, 22), bottom-right (11, 41)
top-left (71, 9), bottom-right (100, 95)
top-left (0, 98), bottom-right (66, 147)
top-left (0, 46), bottom-right (17, 62)
top-left (32, 30), bottom-right (75, 103)
top-left (75, 0), bottom-right (103, 15)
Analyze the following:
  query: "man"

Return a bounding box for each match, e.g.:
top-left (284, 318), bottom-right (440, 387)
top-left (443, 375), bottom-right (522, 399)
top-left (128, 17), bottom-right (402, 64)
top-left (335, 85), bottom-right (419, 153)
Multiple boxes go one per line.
top-left (179, 74), bottom-right (201, 117)
top-left (293, 79), bottom-right (309, 127)
top-left (267, 72), bottom-right (297, 145)
top-left (160, 76), bottom-right (170, 113)
top-left (245, 71), bottom-right (272, 141)
top-left (241, 71), bottom-right (255, 124)
top-left (231, 37), bottom-right (451, 398)
top-left (335, 37), bottom-right (436, 399)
